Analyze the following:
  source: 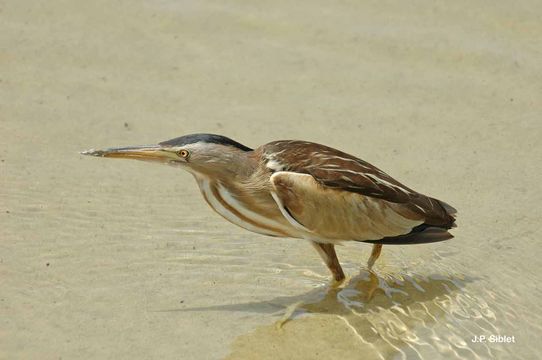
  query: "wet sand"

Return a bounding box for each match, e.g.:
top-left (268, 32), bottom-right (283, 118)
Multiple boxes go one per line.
top-left (1, 0), bottom-right (541, 359)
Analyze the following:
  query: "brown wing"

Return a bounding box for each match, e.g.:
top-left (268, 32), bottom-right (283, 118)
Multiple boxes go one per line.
top-left (261, 140), bottom-right (456, 230)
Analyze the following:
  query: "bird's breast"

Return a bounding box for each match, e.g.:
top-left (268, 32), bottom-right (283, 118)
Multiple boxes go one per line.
top-left (195, 177), bottom-right (296, 238)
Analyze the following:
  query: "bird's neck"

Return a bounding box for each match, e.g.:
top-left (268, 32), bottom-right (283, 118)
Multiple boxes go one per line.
top-left (211, 150), bottom-right (259, 184)
top-left (192, 150), bottom-right (276, 212)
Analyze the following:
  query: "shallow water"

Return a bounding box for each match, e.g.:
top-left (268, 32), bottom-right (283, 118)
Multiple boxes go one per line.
top-left (2, 0), bottom-right (541, 359)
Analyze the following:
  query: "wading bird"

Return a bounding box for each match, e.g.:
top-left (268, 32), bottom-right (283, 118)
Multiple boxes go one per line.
top-left (82, 134), bottom-right (456, 281)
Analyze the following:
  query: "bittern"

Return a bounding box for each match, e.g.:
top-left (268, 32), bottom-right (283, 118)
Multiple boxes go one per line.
top-left (82, 134), bottom-right (456, 281)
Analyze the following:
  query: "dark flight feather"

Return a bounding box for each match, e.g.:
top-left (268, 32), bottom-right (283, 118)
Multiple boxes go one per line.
top-left (363, 224), bottom-right (454, 245)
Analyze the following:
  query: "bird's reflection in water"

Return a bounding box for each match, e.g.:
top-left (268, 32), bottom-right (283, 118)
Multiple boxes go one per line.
top-left (264, 270), bottom-right (474, 360)
top-left (292, 269), bottom-right (466, 318)
top-left (170, 270), bottom-right (480, 360)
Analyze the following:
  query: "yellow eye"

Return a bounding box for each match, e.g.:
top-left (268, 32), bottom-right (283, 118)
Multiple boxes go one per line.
top-left (178, 150), bottom-right (189, 158)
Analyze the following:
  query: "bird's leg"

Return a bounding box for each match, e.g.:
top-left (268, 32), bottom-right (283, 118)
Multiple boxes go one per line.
top-left (367, 244), bottom-right (383, 270)
top-left (310, 241), bottom-right (345, 282)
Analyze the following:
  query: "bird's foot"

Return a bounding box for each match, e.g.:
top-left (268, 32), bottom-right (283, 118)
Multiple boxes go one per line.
top-left (330, 274), bottom-right (346, 289)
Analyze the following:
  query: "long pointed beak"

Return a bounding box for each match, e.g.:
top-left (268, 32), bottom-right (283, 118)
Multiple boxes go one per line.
top-left (81, 145), bottom-right (177, 163)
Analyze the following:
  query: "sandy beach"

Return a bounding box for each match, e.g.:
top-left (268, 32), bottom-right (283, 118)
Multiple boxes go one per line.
top-left (1, 0), bottom-right (541, 359)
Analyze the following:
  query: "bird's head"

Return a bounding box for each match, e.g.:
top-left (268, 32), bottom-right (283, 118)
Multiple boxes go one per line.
top-left (81, 133), bottom-right (254, 179)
